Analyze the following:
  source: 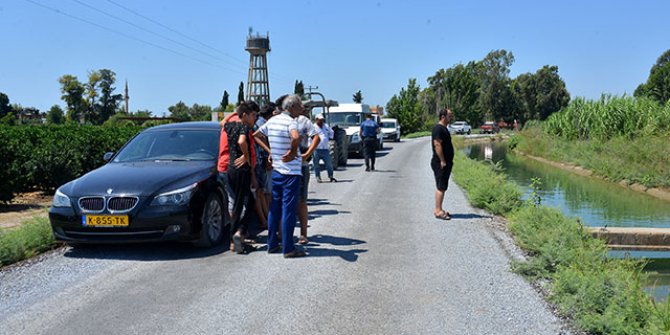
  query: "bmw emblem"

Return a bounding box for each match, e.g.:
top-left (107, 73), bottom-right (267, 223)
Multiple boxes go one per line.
top-left (106, 188), bottom-right (113, 195)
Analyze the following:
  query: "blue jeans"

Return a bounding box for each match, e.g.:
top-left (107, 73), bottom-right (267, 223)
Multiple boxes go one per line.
top-left (267, 170), bottom-right (300, 254)
top-left (313, 149), bottom-right (334, 179)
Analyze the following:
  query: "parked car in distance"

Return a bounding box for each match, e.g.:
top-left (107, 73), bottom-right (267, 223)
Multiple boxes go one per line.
top-left (480, 121), bottom-right (500, 134)
top-left (381, 118), bottom-right (401, 142)
top-left (448, 121), bottom-right (471, 135)
top-left (49, 122), bottom-right (228, 247)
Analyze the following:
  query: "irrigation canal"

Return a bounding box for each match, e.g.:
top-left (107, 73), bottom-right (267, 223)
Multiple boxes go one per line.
top-left (463, 140), bottom-right (670, 301)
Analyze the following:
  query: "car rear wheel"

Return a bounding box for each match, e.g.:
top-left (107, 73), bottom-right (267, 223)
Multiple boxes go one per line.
top-left (194, 193), bottom-right (224, 247)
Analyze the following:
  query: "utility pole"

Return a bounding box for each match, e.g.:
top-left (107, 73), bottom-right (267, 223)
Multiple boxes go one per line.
top-left (306, 85), bottom-right (318, 94)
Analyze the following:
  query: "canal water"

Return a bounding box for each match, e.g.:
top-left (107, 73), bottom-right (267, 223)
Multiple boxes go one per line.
top-left (463, 141), bottom-right (670, 300)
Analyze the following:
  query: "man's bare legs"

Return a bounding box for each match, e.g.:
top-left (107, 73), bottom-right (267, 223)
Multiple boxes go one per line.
top-left (298, 201), bottom-right (308, 244)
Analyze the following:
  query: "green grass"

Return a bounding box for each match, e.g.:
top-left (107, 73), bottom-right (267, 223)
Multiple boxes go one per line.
top-left (402, 131), bottom-right (431, 139)
top-left (451, 150), bottom-right (670, 334)
top-left (512, 125), bottom-right (670, 189)
top-left (0, 217), bottom-right (58, 267)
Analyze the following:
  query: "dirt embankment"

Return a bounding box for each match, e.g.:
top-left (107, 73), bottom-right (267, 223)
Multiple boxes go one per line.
top-left (0, 192), bottom-right (52, 229)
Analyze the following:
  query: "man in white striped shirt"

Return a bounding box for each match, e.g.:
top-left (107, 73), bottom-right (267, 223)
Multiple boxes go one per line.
top-left (254, 94), bottom-right (306, 258)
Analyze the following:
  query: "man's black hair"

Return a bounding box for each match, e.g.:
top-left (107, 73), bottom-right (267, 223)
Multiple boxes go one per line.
top-left (274, 95), bottom-right (288, 111)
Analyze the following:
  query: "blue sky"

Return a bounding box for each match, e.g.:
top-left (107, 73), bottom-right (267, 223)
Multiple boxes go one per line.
top-left (1, 0), bottom-right (668, 116)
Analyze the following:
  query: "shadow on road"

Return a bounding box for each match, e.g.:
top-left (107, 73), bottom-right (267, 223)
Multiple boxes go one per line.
top-left (448, 213), bottom-right (491, 220)
top-left (306, 198), bottom-right (339, 206)
top-left (309, 209), bottom-right (352, 219)
top-left (303, 234), bottom-right (367, 262)
top-left (306, 247), bottom-right (367, 262)
top-left (63, 241), bottom-right (228, 261)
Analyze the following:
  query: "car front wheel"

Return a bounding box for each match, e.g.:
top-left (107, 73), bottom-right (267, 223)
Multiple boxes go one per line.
top-left (194, 193), bottom-right (224, 247)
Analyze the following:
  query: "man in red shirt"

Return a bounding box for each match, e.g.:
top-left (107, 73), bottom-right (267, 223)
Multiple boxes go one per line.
top-left (218, 101), bottom-right (258, 253)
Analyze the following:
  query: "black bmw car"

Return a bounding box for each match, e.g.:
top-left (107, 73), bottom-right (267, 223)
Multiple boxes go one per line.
top-left (49, 122), bottom-right (228, 247)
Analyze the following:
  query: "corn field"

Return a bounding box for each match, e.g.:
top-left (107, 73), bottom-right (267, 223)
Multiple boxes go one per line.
top-left (543, 95), bottom-right (670, 140)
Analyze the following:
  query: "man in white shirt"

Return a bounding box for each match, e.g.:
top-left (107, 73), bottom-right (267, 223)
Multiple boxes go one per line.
top-left (253, 95), bottom-right (306, 258)
top-left (312, 113), bottom-right (337, 183)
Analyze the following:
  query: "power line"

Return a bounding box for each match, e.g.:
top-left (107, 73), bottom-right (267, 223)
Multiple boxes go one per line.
top-left (24, 0), bottom-right (245, 75)
top-left (104, 0), bottom-right (293, 82)
top-left (105, 0), bottom-right (247, 67)
top-left (70, 0), bottom-right (242, 69)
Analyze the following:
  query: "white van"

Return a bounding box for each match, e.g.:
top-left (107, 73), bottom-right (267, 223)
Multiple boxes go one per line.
top-left (328, 103), bottom-right (383, 155)
top-left (381, 118), bottom-right (401, 142)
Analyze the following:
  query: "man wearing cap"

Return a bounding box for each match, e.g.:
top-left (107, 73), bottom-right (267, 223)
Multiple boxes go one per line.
top-left (312, 113), bottom-right (337, 183)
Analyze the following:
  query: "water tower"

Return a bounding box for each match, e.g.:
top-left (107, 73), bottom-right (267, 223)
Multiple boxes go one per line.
top-left (245, 30), bottom-right (271, 107)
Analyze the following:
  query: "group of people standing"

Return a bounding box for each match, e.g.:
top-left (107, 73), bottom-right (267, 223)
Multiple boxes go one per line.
top-left (217, 94), bottom-right (338, 258)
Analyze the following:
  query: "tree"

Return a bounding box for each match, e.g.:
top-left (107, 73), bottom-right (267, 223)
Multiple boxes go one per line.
top-left (220, 90), bottom-right (229, 110)
top-left (635, 48), bottom-right (670, 103)
top-left (168, 101), bottom-right (191, 121)
top-left (97, 69), bottom-right (123, 124)
top-left (294, 80), bottom-right (304, 96)
top-left (59, 75), bottom-right (87, 123)
top-left (425, 62), bottom-right (482, 126)
top-left (386, 79), bottom-right (423, 134)
top-left (190, 103), bottom-right (213, 121)
top-left (237, 82), bottom-right (244, 105)
top-left (512, 65), bottom-right (570, 122)
top-left (478, 49), bottom-right (516, 123)
top-left (353, 90), bottom-right (363, 103)
top-left (0, 92), bottom-right (12, 118)
top-left (46, 105), bottom-right (65, 125)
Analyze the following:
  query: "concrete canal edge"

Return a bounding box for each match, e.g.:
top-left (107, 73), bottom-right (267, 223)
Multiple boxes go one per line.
top-left (588, 227), bottom-right (670, 250)
top-left (515, 151), bottom-right (670, 203)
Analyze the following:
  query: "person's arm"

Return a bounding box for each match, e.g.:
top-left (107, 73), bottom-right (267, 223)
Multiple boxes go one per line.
top-left (252, 129), bottom-right (271, 155)
top-left (302, 134), bottom-right (321, 162)
top-left (433, 130), bottom-right (447, 169)
top-left (282, 129), bottom-right (300, 162)
top-left (235, 133), bottom-right (250, 168)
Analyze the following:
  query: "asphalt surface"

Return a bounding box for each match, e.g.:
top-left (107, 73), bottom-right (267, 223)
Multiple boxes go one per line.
top-left (0, 137), bottom-right (571, 335)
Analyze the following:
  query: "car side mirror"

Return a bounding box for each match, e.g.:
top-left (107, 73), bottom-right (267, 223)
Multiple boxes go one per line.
top-left (103, 152), bottom-right (115, 162)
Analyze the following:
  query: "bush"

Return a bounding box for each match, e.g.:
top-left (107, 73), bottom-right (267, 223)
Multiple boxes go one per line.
top-left (0, 125), bottom-right (142, 201)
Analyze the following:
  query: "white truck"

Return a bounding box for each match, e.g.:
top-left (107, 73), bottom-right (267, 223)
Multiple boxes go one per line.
top-left (328, 103), bottom-right (384, 156)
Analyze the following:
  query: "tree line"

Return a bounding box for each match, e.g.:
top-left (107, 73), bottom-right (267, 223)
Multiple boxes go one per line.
top-left (0, 69), bottom-right (245, 126)
top-left (387, 48), bottom-right (670, 135)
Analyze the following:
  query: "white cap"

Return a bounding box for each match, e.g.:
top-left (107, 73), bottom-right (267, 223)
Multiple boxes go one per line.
top-left (315, 113), bottom-right (325, 120)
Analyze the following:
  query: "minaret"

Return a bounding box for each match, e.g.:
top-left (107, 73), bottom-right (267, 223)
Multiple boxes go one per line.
top-left (124, 80), bottom-right (129, 113)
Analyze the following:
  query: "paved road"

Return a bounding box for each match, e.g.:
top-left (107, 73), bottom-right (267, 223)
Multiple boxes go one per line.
top-left (0, 137), bottom-right (570, 335)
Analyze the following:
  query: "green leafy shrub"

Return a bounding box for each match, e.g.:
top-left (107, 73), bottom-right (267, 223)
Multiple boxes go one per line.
top-left (0, 125), bottom-right (142, 201)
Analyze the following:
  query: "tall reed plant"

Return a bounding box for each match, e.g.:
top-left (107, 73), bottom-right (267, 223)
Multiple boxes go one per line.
top-left (544, 95), bottom-right (670, 141)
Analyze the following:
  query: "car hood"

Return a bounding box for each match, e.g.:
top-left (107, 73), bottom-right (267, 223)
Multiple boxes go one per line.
top-left (343, 126), bottom-right (361, 136)
top-left (62, 161), bottom-right (215, 197)
top-left (381, 128), bottom-right (397, 134)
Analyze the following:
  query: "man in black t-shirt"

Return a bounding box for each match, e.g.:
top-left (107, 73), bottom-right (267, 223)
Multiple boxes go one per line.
top-left (431, 108), bottom-right (454, 220)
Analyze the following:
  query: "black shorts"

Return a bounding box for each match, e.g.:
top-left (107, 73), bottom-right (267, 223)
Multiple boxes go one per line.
top-left (431, 162), bottom-right (453, 192)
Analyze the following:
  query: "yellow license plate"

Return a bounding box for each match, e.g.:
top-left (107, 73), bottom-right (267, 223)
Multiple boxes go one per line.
top-left (83, 215), bottom-right (129, 227)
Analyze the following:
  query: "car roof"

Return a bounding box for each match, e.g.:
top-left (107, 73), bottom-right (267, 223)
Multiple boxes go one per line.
top-left (143, 121), bottom-right (221, 132)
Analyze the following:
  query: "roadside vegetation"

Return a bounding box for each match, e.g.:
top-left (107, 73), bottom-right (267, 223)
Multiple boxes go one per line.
top-left (0, 217), bottom-right (57, 267)
top-left (451, 151), bottom-right (670, 334)
top-left (512, 96), bottom-right (670, 189)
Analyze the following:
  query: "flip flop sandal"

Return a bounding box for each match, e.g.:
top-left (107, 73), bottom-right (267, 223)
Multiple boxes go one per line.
top-left (298, 236), bottom-right (309, 245)
top-left (435, 211), bottom-right (451, 220)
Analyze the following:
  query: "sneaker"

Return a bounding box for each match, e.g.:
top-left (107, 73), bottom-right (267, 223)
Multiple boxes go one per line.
top-left (316, 176), bottom-right (323, 183)
top-left (329, 177), bottom-right (337, 183)
top-left (365, 167), bottom-right (370, 172)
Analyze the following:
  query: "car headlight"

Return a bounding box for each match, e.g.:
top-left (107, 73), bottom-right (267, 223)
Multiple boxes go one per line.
top-left (350, 133), bottom-right (361, 143)
top-left (151, 183), bottom-right (197, 206)
top-left (53, 189), bottom-right (72, 208)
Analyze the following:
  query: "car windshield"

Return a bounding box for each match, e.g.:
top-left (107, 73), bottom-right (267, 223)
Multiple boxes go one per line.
top-left (381, 122), bottom-right (396, 128)
top-left (329, 112), bottom-right (361, 126)
top-left (454, 122), bottom-right (466, 126)
top-left (113, 129), bottom-right (219, 162)
top-left (485, 122), bottom-right (495, 126)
